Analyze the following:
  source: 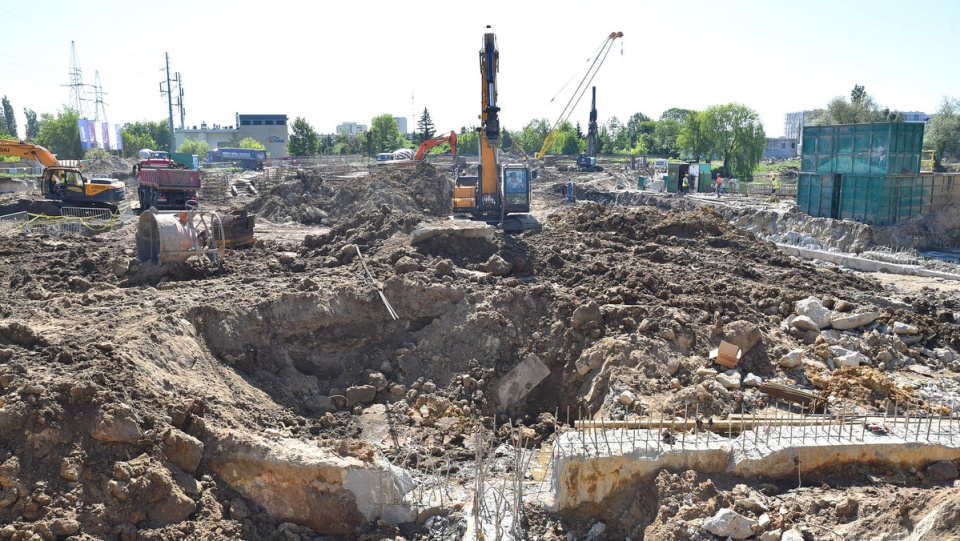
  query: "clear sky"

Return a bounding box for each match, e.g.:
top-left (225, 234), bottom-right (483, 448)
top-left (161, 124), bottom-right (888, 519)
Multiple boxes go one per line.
top-left (3, 0), bottom-right (959, 140)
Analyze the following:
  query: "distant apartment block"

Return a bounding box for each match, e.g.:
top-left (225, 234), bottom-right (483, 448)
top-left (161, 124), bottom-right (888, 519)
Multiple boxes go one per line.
top-left (337, 122), bottom-right (368, 137)
top-left (901, 111), bottom-right (930, 123)
top-left (764, 137), bottom-right (799, 160)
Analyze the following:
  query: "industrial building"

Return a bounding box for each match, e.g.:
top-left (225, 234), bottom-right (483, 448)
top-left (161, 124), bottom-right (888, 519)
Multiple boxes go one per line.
top-left (174, 113), bottom-right (290, 158)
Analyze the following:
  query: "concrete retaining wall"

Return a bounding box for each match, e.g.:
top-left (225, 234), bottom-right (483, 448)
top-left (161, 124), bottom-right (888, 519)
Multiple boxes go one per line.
top-left (550, 426), bottom-right (960, 510)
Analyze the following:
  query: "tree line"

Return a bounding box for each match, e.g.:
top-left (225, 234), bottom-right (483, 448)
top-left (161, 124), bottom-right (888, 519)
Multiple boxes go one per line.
top-left (6, 88), bottom-right (960, 176)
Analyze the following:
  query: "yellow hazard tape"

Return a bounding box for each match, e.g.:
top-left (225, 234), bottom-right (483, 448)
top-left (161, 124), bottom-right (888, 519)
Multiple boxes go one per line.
top-left (1, 206), bottom-right (128, 235)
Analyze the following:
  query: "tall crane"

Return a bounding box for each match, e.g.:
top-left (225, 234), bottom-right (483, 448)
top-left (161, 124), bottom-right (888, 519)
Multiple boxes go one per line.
top-left (537, 31), bottom-right (623, 160)
top-left (451, 27), bottom-right (538, 231)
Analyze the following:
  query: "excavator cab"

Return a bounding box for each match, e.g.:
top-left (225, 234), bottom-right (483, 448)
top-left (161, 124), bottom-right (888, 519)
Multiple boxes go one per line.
top-left (502, 165), bottom-right (530, 210)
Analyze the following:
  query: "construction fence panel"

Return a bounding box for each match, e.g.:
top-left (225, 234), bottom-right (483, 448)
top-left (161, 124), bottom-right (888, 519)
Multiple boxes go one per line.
top-left (0, 211), bottom-right (28, 235)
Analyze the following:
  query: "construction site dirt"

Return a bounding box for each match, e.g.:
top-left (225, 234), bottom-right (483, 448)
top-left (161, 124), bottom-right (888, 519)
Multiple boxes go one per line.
top-left (1, 157), bottom-right (960, 541)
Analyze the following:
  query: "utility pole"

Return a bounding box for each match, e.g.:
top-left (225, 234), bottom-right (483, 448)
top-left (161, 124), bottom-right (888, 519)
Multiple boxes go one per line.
top-left (176, 72), bottom-right (185, 129)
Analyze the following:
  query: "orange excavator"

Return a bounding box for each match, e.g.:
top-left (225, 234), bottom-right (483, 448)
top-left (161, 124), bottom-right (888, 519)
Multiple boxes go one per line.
top-left (379, 131), bottom-right (457, 167)
top-left (451, 27), bottom-right (538, 231)
top-left (414, 131), bottom-right (457, 161)
top-left (0, 139), bottom-right (126, 210)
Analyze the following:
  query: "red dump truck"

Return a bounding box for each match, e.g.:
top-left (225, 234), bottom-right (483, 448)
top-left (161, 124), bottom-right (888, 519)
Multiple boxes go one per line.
top-left (135, 159), bottom-right (201, 211)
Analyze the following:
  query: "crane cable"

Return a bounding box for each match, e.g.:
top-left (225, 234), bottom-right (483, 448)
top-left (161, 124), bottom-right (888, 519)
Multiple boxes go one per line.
top-left (538, 32), bottom-right (623, 160)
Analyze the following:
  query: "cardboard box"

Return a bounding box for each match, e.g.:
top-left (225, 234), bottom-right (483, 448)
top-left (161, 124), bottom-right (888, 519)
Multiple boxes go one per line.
top-left (710, 340), bottom-right (742, 369)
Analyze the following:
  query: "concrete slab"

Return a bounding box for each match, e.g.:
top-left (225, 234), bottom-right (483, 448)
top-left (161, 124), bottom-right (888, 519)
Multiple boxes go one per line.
top-left (498, 353), bottom-right (551, 407)
top-left (409, 219), bottom-right (495, 245)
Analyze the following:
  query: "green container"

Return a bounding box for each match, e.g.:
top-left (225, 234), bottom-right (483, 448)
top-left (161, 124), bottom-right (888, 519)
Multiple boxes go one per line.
top-left (801, 167), bottom-right (955, 225)
top-left (801, 122), bottom-right (924, 176)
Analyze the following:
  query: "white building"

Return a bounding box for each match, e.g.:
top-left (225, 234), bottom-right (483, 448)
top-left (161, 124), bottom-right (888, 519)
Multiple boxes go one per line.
top-left (336, 122), bottom-right (367, 136)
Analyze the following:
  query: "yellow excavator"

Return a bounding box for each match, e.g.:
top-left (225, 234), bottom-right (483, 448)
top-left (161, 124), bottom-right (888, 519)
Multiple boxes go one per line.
top-left (0, 139), bottom-right (126, 210)
top-left (451, 27), bottom-right (539, 232)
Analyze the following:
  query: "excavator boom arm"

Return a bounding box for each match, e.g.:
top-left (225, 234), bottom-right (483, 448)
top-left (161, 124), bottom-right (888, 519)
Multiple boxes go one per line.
top-left (414, 131), bottom-right (458, 161)
top-left (0, 139), bottom-right (60, 168)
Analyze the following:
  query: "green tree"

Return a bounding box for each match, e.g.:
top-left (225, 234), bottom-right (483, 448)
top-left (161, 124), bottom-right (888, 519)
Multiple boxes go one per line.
top-left (238, 137), bottom-right (265, 150)
top-left (120, 131), bottom-right (156, 158)
top-left (516, 119), bottom-right (549, 156)
top-left (924, 97), bottom-right (960, 171)
top-left (659, 108), bottom-right (695, 123)
top-left (624, 112), bottom-right (651, 148)
top-left (23, 109), bottom-right (39, 140)
top-left (702, 103), bottom-right (766, 180)
top-left (415, 108), bottom-right (436, 145)
top-left (177, 138), bottom-right (210, 158)
top-left (651, 118), bottom-right (682, 157)
top-left (318, 134), bottom-right (334, 155)
top-left (287, 117), bottom-right (319, 156)
top-left (1, 96), bottom-right (15, 138)
top-left (457, 128), bottom-right (479, 156)
top-left (369, 114), bottom-right (404, 154)
top-left (678, 110), bottom-right (710, 162)
top-left (123, 121), bottom-right (170, 152)
top-left (36, 106), bottom-right (83, 160)
top-left (807, 85), bottom-right (895, 125)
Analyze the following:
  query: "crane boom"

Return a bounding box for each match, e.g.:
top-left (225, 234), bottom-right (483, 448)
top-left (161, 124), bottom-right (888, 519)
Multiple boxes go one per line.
top-left (537, 31), bottom-right (622, 160)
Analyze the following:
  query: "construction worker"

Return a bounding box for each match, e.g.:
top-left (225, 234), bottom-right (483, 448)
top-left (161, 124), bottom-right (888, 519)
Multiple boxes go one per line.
top-left (714, 175), bottom-right (723, 198)
top-left (767, 175), bottom-right (780, 203)
top-left (681, 174), bottom-right (689, 195)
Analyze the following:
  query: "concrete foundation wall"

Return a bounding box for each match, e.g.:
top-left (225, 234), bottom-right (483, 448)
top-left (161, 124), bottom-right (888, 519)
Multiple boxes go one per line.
top-left (550, 426), bottom-right (960, 511)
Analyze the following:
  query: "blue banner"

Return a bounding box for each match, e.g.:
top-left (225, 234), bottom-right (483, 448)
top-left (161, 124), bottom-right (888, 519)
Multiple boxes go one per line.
top-left (78, 120), bottom-right (93, 149)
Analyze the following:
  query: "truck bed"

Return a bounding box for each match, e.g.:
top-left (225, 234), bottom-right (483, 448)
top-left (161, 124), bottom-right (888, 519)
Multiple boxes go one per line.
top-left (138, 168), bottom-right (201, 190)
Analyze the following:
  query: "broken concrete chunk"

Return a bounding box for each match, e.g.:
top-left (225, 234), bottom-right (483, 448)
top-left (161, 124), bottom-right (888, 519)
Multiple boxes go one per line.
top-left (782, 530), bottom-right (804, 541)
top-left (743, 373), bottom-right (763, 387)
top-left (345, 385), bottom-right (377, 407)
top-left (702, 508), bottom-right (757, 540)
top-left (410, 220), bottom-right (495, 245)
top-left (497, 353), bottom-right (550, 407)
top-left (758, 529), bottom-right (783, 541)
top-left (791, 315), bottom-right (820, 332)
top-left (724, 320), bottom-right (762, 355)
top-left (934, 348), bottom-right (956, 363)
top-left (893, 321), bottom-right (919, 335)
top-left (716, 371), bottom-right (742, 389)
top-left (830, 311), bottom-right (880, 330)
top-left (836, 352), bottom-right (868, 368)
top-left (779, 349), bottom-right (805, 368)
top-left (619, 391), bottom-right (636, 406)
top-left (795, 297), bottom-right (831, 329)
